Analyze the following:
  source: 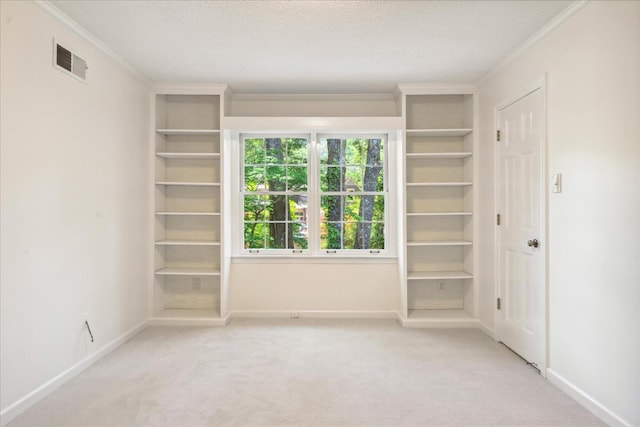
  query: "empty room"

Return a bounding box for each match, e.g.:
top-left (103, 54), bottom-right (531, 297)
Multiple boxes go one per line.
top-left (1, 0), bottom-right (638, 426)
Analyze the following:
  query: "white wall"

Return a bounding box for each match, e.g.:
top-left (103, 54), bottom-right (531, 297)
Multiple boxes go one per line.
top-left (0, 1), bottom-right (151, 421)
top-left (477, 2), bottom-right (640, 425)
top-left (230, 263), bottom-right (398, 316)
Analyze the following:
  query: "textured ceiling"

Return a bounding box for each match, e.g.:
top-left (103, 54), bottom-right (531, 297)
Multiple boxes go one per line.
top-left (50, 0), bottom-right (572, 93)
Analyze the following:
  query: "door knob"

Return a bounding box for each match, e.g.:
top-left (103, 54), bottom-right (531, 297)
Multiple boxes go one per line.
top-left (527, 239), bottom-right (539, 248)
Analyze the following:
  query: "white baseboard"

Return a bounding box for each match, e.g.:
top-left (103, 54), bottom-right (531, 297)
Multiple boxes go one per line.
top-left (546, 369), bottom-right (634, 427)
top-left (0, 319), bottom-right (148, 427)
top-left (478, 321), bottom-right (496, 340)
top-left (230, 310), bottom-right (397, 319)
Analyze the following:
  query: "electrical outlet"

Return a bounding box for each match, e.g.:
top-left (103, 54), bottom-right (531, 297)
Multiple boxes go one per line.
top-left (290, 312), bottom-right (300, 318)
top-left (82, 312), bottom-right (89, 322)
top-left (192, 278), bottom-right (201, 291)
top-left (438, 281), bottom-right (445, 291)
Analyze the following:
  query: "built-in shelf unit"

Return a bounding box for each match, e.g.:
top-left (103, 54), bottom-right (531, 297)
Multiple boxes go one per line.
top-left (400, 89), bottom-right (477, 326)
top-left (152, 89), bottom-right (229, 325)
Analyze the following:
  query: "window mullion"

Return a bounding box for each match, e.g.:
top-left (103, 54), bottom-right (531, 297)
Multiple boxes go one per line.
top-left (308, 133), bottom-right (319, 255)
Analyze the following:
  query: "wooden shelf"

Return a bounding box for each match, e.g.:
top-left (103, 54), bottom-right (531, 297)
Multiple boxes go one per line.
top-left (155, 268), bottom-right (220, 276)
top-left (407, 271), bottom-right (473, 280)
top-left (155, 240), bottom-right (221, 246)
top-left (406, 129), bottom-right (472, 137)
top-left (406, 212), bottom-right (472, 217)
top-left (406, 152), bottom-right (472, 159)
top-left (155, 211), bottom-right (220, 216)
top-left (156, 152), bottom-right (220, 159)
top-left (406, 182), bottom-right (472, 187)
top-left (407, 240), bottom-right (472, 247)
top-left (155, 181), bottom-right (220, 187)
top-left (156, 129), bottom-right (220, 136)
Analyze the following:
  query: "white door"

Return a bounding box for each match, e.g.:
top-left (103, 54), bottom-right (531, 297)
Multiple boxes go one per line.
top-left (496, 86), bottom-right (545, 371)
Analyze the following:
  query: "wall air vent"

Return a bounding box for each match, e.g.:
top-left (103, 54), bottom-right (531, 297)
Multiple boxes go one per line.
top-left (54, 40), bottom-right (87, 82)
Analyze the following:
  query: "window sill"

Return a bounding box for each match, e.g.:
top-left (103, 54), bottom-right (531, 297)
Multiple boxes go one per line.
top-left (231, 255), bottom-right (397, 264)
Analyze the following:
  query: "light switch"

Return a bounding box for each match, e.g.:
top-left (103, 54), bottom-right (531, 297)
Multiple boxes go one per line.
top-left (552, 174), bottom-right (562, 193)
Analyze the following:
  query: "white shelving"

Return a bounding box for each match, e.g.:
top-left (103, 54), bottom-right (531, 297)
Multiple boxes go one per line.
top-left (402, 92), bottom-right (476, 326)
top-left (155, 240), bottom-right (221, 246)
top-left (152, 92), bottom-right (225, 324)
top-left (407, 240), bottom-right (472, 246)
top-left (407, 271), bottom-right (473, 280)
top-left (156, 153), bottom-right (220, 159)
top-left (156, 129), bottom-right (220, 136)
top-left (405, 182), bottom-right (472, 187)
top-left (405, 129), bottom-right (472, 137)
top-left (406, 152), bottom-right (472, 159)
top-left (155, 268), bottom-right (221, 276)
top-left (156, 181), bottom-right (220, 187)
top-left (156, 212), bottom-right (220, 216)
top-left (406, 212), bottom-right (472, 217)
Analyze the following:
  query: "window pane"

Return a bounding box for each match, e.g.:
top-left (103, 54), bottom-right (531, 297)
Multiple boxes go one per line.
top-left (264, 194), bottom-right (287, 221)
top-left (244, 222), bottom-right (266, 249)
top-left (343, 222), bottom-right (358, 249)
top-left (320, 138), bottom-right (385, 193)
top-left (266, 223), bottom-right (287, 249)
top-left (265, 138), bottom-right (285, 165)
top-left (244, 166), bottom-right (265, 191)
top-left (287, 166), bottom-right (307, 191)
top-left (321, 222), bottom-right (342, 250)
top-left (244, 138), bottom-right (264, 164)
top-left (288, 196), bottom-right (307, 222)
top-left (320, 138), bottom-right (345, 166)
top-left (373, 195), bottom-right (385, 222)
top-left (292, 222), bottom-right (308, 249)
top-left (344, 166), bottom-right (363, 192)
top-left (363, 139), bottom-right (383, 166)
top-left (321, 195), bottom-right (343, 223)
top-left (244, 195), bottom-right (268, 221)
top-left (287, 138), bottom-right (307, 164)
top-left (344, 195), bottom-right (359, 222)
top-left (320, 166), bottom-right (342, 192)
top-left (370, 223), bottom-right (385, 249)
top-left (344, 139), bottom-right (363, 165)
top-left (266, 166), bottom-right (286, 191)
top-left (243, 134), bottom-right (385, 254)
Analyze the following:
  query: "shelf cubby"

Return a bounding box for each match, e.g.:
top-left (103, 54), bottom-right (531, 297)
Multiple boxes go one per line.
top-left (152, 92), bottom-right (224, 323)
top-left (403, 91), bottom-right (475, 324)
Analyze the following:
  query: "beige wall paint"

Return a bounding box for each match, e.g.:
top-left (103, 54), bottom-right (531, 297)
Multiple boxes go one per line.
top-left (478, 2), bottom-right (640, 424)
top-left (230, 263), bottom-right (398, 314)
top-left (1, 0), bottom-right (151, 416)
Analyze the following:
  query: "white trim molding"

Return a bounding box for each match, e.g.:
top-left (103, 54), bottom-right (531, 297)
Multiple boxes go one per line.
top-left (477, 1), bottom-right (592, 86)
top-left (31, 0), bottom-right (151, 86)
top-left (0, 320), bottom-right (148, 427)
top-left (547, 369), bottom-right (635, 427)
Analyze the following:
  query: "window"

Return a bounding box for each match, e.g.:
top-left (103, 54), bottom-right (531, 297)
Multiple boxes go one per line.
top-left (242, 136), bottom-right (309, 253)
top-left (240, 133), bottom-right (388, 256)
top-left (319, 136), bottom-right (385, 252)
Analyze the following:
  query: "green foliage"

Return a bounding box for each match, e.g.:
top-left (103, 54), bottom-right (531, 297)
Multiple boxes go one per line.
top-left (244, 138), bottom-right (309, 249)
top-left (320, 138), bottom-right (385, 250)
top-left (244, 136), bottom-right (385, 251)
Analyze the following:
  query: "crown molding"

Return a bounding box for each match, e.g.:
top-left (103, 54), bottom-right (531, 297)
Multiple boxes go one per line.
top-left (476, 0), bottom-right (593, 86)
top-left (31, 0), bottom-right (151, 87)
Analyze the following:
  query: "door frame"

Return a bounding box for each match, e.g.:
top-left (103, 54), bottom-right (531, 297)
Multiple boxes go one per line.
top-left (493, 76), bottom-right (548, 376)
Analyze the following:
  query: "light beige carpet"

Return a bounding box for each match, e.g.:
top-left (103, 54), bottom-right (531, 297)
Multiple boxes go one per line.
top-left (10, 319), bottom-right (604, 426)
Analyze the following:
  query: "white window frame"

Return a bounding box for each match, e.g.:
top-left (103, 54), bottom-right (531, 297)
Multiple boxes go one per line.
top-left (234, 130), bottom-right (396, 259)
top-left (240, 133), bottom-right (312, 256)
